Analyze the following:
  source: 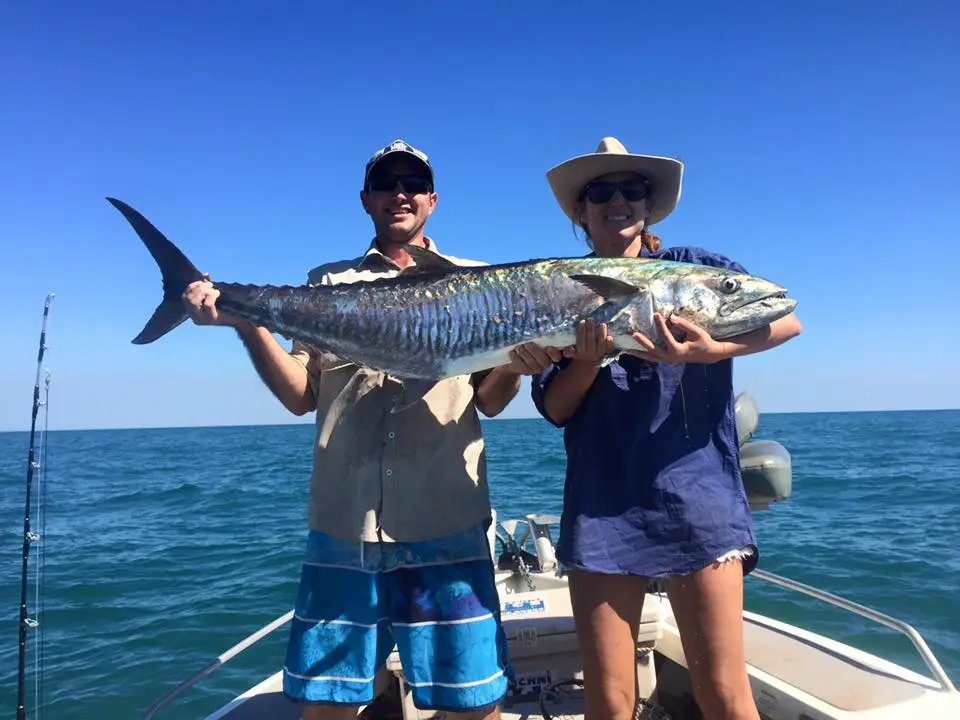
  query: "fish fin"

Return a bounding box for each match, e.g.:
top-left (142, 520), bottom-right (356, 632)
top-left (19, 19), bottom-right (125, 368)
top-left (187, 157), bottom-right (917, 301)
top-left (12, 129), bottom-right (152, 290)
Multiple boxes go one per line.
top-left (403, 245), bottom-right (458, 271)
top-left (319, 351), bottom-right (356, 372)
top-left (107, 197), bottom-right (204, 345)
top-left (390, 377), bottom-right (439, 414)
top-left (598, 350), bottom-right (623, 368)
top-left (569, 274), bottom-right (645, 299)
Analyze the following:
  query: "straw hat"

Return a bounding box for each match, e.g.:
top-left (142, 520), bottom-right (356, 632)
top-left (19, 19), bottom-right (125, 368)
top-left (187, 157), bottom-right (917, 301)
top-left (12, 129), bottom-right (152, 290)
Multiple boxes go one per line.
top-left (546, 136), bottom-right (684, 226)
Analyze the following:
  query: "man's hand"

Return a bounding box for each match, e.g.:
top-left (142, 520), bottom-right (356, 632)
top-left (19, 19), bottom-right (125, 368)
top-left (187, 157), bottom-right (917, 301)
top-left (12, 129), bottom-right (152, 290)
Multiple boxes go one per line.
top-left (182, 277), bottom-right (246, 328)
top-left (505, 342), bottom-right (564, 375)
top-left (627, 313), bottom-right (729, 365)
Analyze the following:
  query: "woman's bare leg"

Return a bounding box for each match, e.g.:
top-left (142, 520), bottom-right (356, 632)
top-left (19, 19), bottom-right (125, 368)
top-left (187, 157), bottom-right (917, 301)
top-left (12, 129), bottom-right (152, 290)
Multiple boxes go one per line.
top-left (664, 559), bottom-right (760, 720)
top-left (568, 571), bottom-right (648, 720)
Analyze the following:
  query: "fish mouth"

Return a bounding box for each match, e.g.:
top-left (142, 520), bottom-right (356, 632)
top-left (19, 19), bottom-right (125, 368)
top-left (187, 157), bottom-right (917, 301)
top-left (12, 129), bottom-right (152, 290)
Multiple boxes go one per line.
top-left (720, 290), bottom-right (795, 317)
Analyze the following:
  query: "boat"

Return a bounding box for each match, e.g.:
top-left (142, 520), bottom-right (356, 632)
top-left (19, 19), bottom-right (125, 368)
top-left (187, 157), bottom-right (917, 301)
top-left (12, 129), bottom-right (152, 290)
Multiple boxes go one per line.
top-left (140, 393), bottom-right (960, 719)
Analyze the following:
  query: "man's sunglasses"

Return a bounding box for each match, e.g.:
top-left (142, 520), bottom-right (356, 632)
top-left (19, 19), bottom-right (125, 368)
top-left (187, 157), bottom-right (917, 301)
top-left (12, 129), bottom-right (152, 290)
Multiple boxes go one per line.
top-left (581, 178), bottom-right (650, 204)
top-left (366, 174), bottom-right (433, 195)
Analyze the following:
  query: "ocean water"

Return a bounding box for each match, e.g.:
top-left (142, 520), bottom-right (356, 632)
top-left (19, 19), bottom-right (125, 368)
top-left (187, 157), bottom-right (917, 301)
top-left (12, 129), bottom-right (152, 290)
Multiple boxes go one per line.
top-left (1, 410), bottom-right (959, 719)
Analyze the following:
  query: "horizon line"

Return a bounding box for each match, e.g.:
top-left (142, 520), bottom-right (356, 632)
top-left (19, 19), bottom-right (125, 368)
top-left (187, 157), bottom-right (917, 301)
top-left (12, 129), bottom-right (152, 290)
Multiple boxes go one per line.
top-left (1, 406), bottom-right (959, 435)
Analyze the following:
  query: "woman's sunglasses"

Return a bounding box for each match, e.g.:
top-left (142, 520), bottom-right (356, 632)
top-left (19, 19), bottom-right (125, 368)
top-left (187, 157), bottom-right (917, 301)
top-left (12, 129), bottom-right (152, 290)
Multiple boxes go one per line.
top-left (366, 174), bottom-right (433, 195)
top-left (581, 178), bottom-right (650, 204)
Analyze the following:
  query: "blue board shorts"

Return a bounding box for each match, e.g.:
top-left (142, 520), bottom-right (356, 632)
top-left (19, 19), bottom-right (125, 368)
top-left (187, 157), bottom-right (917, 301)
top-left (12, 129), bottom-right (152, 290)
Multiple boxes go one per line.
top-left (282, 522), bottom-right (511, 712)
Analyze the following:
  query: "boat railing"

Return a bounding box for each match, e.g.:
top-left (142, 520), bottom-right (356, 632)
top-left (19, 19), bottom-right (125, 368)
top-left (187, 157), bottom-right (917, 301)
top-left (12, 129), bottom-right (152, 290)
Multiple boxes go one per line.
top-left (140, 610), bottom-right (293, 720)
top-left (750, 568), bottom-right (956, 693)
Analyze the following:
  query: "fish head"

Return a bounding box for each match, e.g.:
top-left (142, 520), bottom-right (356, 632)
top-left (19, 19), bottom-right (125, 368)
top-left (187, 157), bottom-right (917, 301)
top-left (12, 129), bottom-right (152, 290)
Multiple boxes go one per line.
top-left (655, 265), bottom-right (797, 340)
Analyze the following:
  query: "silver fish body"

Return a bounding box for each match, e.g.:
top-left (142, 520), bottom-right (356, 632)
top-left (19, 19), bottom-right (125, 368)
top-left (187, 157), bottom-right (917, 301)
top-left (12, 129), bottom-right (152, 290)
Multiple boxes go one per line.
top-left (108, 198), bottom-right (797, 410)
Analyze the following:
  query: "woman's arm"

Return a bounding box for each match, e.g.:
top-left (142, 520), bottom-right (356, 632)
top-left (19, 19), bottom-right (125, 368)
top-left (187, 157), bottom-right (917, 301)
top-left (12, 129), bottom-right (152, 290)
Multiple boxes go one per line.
top-left (716, 313), bottom-right (802, 359)
top-left (627, 311), bottom-right (802, 365)
top-left (541, 359), bottom-right (603, 426)
top-left (630, 246), bottom-right (802, 365)
top-left (539, 320), bottom-right (612, 426)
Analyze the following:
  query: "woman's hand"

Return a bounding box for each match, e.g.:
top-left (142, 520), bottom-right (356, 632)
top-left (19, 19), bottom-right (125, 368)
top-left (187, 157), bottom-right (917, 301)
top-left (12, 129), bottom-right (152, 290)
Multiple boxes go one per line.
top-left (563, 319), bottom-right (614, 363)
top-left (627, 314), bottom-right (730, 365)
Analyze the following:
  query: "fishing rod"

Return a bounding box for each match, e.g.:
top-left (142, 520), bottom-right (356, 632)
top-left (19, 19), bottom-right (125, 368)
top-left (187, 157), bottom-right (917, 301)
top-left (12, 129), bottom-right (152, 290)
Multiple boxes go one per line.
top-left (17, 293), bottom-right (55, 720)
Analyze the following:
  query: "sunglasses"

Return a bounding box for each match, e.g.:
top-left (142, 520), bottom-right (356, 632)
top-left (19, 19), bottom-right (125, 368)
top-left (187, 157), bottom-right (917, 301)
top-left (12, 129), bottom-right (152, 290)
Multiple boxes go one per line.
top-left (366, 174), bottom-right (433, 195)
top-left (581, 178), bottom-right (650, 204)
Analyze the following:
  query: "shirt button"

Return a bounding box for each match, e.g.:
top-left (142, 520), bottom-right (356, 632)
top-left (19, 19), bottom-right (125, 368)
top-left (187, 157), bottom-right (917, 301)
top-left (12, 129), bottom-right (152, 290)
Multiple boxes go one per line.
top-left (388, 431), bottom-right (396, 439)
top-left (385, 468), bottom-right (393, 476)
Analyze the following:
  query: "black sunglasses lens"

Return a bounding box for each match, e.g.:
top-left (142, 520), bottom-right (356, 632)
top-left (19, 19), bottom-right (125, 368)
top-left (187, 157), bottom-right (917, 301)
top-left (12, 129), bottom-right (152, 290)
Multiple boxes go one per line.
top-left (619, 181), bottom-right (649, 202)
top-left (585, 182), bottom-right (615, 203)
top-left (584, 179), bottom-right (649, 203)
top-left (368, 174), bottom-right (432, 194)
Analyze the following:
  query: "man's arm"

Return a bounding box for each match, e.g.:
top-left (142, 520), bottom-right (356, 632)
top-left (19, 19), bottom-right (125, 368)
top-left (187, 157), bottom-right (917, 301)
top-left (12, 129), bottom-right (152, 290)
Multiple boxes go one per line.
top-left (182, 279), bottom-right (316, 416)
top-left (234, 322), bottom-right (316, 416)
top-left (473, 366), bottom-right (522, 418)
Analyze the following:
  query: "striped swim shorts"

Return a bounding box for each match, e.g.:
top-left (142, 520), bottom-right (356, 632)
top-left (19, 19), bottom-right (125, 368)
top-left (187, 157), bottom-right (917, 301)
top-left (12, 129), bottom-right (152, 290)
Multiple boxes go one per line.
top-left (282, 522), bottom-right (511, 712)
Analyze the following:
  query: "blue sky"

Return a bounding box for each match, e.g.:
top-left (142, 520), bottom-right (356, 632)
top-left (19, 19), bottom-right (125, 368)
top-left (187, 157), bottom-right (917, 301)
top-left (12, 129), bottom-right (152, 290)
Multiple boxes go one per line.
top-left (1, 1), bottom-right (957, 431)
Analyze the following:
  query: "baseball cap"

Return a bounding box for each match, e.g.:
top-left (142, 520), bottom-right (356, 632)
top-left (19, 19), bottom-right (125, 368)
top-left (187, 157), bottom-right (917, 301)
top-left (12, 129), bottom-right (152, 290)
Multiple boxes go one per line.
top-left (363, 139), bottom-right (434, 188)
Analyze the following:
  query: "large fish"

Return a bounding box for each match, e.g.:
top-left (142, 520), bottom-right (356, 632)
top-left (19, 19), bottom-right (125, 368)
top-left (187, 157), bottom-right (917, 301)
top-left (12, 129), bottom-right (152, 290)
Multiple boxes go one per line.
top-left (107, 197), bottom-right (797, 411)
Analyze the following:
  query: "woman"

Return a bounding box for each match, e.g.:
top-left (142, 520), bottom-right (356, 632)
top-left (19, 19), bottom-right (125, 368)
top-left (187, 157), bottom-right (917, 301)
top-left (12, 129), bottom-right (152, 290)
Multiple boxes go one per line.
top-left (530, 137), bottom-right (802, 720)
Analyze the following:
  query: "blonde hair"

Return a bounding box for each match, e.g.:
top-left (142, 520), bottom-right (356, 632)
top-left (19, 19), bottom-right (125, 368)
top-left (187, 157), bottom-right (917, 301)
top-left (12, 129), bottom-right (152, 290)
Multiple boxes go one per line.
top-left (573, 198), bottom-right (662, 253)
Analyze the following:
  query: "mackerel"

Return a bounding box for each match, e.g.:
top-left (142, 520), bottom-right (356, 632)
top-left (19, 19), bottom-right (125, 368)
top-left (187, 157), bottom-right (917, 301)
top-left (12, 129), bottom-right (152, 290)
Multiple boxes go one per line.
top-left (107, 198), bottom-right (797, 411)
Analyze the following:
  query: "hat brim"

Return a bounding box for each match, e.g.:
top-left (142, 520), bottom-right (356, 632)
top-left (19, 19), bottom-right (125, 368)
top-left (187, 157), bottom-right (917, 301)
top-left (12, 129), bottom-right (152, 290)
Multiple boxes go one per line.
top-left (546, 152), bottom-right (683, 226)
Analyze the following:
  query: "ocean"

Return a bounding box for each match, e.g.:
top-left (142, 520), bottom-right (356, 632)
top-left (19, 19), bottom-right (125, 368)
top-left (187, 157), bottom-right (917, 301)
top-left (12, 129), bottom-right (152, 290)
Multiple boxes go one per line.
top-left (1, 411), bottom-right (959, 719)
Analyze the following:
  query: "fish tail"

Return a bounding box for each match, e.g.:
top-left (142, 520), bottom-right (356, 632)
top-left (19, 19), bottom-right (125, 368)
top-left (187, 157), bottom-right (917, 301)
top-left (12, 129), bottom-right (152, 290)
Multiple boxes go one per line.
top-left (106, 197), bottom-right (203, 344)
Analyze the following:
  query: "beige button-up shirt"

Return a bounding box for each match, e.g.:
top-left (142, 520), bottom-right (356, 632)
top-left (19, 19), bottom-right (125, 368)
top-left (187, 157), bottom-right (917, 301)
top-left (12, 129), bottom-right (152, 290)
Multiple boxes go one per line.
top-left (290, 238), bottom-right (493, 543)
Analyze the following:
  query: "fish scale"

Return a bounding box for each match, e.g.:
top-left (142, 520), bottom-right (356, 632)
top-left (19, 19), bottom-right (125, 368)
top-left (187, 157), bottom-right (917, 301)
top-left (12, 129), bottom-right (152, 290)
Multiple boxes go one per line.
top-left (106, 197), bottom-right (797, 413)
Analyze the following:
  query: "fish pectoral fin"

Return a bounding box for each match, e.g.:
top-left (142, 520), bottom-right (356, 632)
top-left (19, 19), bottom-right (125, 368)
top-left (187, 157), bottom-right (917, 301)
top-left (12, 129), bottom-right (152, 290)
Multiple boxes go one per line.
top-left (317, 350), bottom-right (356, 372)
top-left (390, 377), bottom-right (440, 414)
top-left (598, 349), bottom-right (624, 368)
top-left (403, 245), bottom-right (459, 271)
top-left (569, 274), bottom-right (646, 299)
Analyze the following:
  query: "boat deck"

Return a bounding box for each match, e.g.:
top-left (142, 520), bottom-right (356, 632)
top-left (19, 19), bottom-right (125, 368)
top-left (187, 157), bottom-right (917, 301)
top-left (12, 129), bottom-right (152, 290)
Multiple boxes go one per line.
top-left (743, 615), bottom-right (926, 711)
top-left (204, 670), bottom-right (582, 720)
top-left (204, 604), bottom-right (951, 720)
top-left (164, 514), bottom-right (957, 720)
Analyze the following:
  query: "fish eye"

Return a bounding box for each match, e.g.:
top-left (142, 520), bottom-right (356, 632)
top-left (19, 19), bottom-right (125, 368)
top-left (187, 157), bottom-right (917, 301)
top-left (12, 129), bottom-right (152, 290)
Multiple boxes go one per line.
top-left (719, 277), bottom-right (740, 294)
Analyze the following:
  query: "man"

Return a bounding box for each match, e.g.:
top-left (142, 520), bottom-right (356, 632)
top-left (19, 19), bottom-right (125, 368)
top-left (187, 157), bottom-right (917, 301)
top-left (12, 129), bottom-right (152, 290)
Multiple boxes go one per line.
top-left (181, 139), bottom-right (559, 719)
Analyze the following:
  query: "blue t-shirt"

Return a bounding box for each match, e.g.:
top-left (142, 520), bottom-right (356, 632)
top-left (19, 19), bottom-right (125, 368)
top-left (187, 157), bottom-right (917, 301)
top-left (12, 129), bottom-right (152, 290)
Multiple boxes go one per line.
top-left (530, 246), bottom-right (758, 578)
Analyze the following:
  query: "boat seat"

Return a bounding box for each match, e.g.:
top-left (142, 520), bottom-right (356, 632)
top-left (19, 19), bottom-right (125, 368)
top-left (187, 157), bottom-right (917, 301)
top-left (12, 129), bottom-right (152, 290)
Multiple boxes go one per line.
top-left (497, 584), bottom-right (663, 660)
top-left (385, 587), bottom-right (664, 718)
